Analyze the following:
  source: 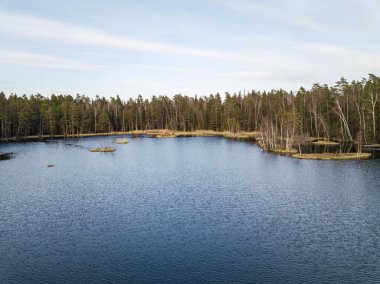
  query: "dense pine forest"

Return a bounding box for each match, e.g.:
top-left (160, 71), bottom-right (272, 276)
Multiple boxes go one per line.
top-left (0, 75), bottom-right (379, 151)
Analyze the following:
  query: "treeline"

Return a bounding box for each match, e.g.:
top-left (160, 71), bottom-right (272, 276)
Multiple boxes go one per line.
top-left (0, 75), bottom-right (379, 149)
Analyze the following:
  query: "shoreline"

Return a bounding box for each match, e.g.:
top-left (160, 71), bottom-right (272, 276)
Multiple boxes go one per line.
top-left (0, 130), bottom-right (260, 142)
top-left (292, 153), bottom-right (372, 160)
top-left (0, 130), bottom-right (373, 160)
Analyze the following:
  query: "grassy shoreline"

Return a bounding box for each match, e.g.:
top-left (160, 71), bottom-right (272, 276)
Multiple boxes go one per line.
top-left (0, 130), bottom-right (373, 160)
top-left (0, 131), bottom-right (139, 142)
top-left (292, 153), bottom-right (372, 160)
top-left (0, 130), bottom-right (260, 142)
top-left (311, 140), bottom-right (339, 146)
top-left (146, 130), bottom-right (260, 140)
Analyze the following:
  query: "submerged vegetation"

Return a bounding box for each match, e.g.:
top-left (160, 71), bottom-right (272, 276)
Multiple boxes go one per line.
top-left (0, 152), bottom-right (13, 160)
top-left (0, 74), bottom-right (379, 159)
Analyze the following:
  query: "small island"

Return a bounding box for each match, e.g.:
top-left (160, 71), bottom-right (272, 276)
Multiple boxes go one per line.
top-left (116, 138), bottom-right (129, 144)
top-left (89, 147), bottom-right (116, 153)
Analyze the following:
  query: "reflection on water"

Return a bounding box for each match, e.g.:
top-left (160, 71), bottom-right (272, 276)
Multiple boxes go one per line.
top-left (0, 136), bottom-right (380, 283)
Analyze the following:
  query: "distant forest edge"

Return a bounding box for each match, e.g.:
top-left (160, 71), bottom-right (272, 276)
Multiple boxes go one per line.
top-left (0, 74), bottom-right (379, 152)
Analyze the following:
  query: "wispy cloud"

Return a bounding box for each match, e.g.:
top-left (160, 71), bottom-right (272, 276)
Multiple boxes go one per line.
top-left (0, 11), bottom-right (252, 62)
top-left (0, 49), bottom-right (102, 70)
top-left (0, 1), bottom-right (379, 97)
top-left (215, 0), bottom-right (380, 39)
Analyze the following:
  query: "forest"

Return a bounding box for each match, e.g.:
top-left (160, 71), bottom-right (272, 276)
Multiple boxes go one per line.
top-left (0, 74), bottom-right (379, 152)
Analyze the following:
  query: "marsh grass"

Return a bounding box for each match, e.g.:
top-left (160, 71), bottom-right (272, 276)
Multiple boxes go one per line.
top-left (89, 147), bottom-right (116, 152)
top-left (292, 153), bottom-right (371, 160)
top-left (312, 140), bottom-right (339, 146)
top-left (364, 144), bottom-right (380, 148)
top-left (116, 138), bottom-right (129, 144)
top-left (1, 130), bottom-right (261, 142)
top-left (146, 130), bottom-right (260, 140)
top-left (273, 148), bottom-right (298, 154)
top-left (90, 141), bottom-right (116, 152)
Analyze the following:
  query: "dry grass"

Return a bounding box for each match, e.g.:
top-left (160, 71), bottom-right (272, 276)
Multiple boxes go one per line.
top-left (0, 131), bottom-right (142, 142)
top-left (89, 147), bottom-right (116, 153)
top-left (273, 148), bottom-right (298, 154)
top-left (147, 130), bottom-right (176, 138)
top-left (312, 140), bottom-right (339, 146)
top-left (155, 134), bottom-right (177, 138)
top-left (292, 153), bottom-right (371, 160)
top-left (146, 130), bottom-right (260, 140)
top-left (172, 131), bottom-right (220, 137)
top-left (116, 138), bottom-right (129, 144)
top-left (364, 144), bottom-right (380, 148)
top-left (1, 130), bottom-right (261, 142)
top-left (223, 133), bottom-right (255, 140)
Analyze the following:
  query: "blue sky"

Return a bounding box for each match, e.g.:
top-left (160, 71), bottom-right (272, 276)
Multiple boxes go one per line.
top-left (0, 0), bottom-right (379, 99)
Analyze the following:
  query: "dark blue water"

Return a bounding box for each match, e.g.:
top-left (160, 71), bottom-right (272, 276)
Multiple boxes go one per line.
top-left (1, 136), bottom-right (380, 283)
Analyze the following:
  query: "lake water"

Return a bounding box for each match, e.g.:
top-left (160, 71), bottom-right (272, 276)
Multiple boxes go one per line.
top-left (1, 136), bottom-right (380, 283)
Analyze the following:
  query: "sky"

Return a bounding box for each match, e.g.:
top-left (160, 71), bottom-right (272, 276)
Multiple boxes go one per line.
top-left (0, 0), bottom-right (379, 99)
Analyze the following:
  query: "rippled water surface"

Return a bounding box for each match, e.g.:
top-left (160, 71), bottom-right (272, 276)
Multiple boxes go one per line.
top-left (1, 136), bottom-right (380, 283)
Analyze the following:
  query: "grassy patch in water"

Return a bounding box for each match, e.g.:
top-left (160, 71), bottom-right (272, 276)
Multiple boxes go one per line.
top-left (89, 147), bottom-right (116, 153)
top-left (116, 138), bottom-right (129, 144)
top-left (292, 153), bottom-right (371, 160)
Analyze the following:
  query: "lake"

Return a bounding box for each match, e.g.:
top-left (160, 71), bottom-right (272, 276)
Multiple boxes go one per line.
top-left (1, 136), bottom-right (380, 283)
